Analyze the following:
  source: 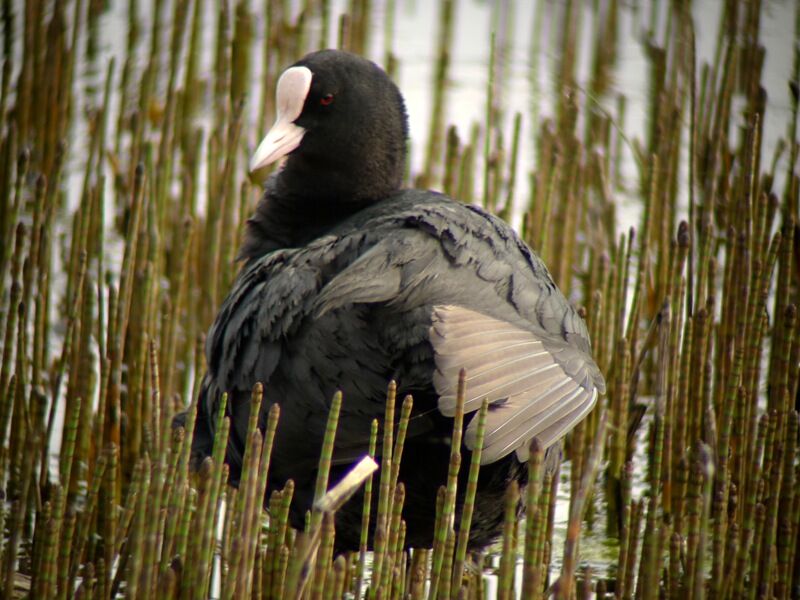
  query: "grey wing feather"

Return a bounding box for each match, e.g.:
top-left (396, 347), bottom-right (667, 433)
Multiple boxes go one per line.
top-left (313, 243), bottom-right (402, 318)
top-left (430, 305), bottom-right (601, 465)
top-left (511, 388), bottom-right (598, 462)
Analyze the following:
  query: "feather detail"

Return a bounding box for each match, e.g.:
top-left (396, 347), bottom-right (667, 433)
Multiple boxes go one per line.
top-left (430, 305), bottom-right (601, 464)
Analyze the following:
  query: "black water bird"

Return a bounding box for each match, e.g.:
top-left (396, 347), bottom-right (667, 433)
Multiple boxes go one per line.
top-left (183, 49), bottom-right (605, 550)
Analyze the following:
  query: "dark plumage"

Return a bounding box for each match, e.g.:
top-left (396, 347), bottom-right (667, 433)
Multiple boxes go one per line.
top-left (179, 49), bottom-right (605, 551)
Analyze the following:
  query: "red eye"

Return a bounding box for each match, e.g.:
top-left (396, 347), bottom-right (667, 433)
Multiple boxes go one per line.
top-left (320, 93), bottom-right (334, 106)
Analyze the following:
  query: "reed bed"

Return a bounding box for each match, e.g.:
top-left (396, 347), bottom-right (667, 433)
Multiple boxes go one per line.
top-left (0, 0), bottom-right (798, 598)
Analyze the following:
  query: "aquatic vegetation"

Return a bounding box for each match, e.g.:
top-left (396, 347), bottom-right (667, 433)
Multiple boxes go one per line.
top-left (0, 0), bottom-right (797, 598)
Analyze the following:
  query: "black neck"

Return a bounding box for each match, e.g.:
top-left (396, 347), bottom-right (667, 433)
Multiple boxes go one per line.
top-left (238, 142), bottom-right (404, 260)
top-left (238, 173), bottom-right (375, 260)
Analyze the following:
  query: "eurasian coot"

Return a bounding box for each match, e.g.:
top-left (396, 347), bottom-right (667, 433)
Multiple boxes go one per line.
top-left (184, 49), bottom-right (605, 551)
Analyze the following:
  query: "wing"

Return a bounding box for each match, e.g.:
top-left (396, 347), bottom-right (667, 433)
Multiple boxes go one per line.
top-left (307, 198), bottom-right (605, 465)
top-left (431, 305), bottom-right (600, 464)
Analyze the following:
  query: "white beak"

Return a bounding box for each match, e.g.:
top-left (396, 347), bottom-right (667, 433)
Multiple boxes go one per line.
top-left (249, 66), bottom-right (313, 183)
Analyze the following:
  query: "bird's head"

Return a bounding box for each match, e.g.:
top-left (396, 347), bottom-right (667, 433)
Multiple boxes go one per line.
top-left (249, 49), bottom-right (408, 204)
